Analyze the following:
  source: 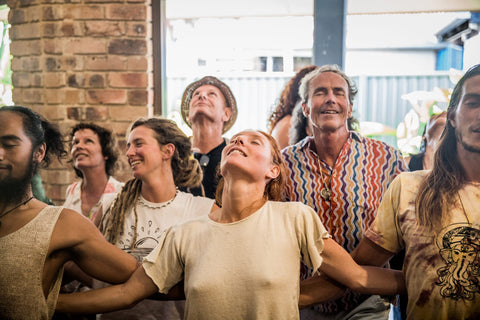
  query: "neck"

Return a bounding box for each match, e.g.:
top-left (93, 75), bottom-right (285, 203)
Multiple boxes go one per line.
top-left (312, 128), bottom-right (349, 167)
top-left (191, 123), bottom-right (224, 154)
top-left (0, 189), bottom-right (34, 217)
top-left (457, 144), bottom-right (480, 183)
top-left (140, 175), bottom-right (177, 203)
top-left (213, 178), bottom-right (266, 223)
top-left (81, 168), bottom-right (109, 194)
top-left (422, 146), bottom-right (435, 170)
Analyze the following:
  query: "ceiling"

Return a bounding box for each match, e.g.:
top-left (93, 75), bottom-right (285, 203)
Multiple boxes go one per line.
top-left (166, 0), bottom-right (480, 19)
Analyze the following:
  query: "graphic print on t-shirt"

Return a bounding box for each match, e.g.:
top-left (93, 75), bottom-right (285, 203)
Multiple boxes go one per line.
top-left (118, 220), bottom-right (164, 262)
top-left (436, 223), bottom-right (480, 300)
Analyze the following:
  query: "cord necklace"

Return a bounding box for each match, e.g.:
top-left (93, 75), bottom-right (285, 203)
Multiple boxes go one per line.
top-left (0, 196), bottom-right (35, 228)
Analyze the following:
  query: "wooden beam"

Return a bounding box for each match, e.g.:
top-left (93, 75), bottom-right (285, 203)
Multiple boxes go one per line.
top-left (347, 0), bottom-right (480, 15)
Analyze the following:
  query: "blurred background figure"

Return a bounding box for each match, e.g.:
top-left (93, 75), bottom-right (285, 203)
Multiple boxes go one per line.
top-left (63, 123), bottom-right (123, 227)
top-left (405, 111), bottom-right (447, 171)
top-left (268, 65), bottom-right (318, 149)
top-left (288, 101), bottom-right (313, 146)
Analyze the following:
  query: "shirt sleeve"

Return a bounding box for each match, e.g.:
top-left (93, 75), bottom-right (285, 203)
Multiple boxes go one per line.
top-left (296, 203), bottom-right (331, 273)
top-left (143, 226), bottom-right (185, 294)
top-left (364, 174), bottom-right (404, 254)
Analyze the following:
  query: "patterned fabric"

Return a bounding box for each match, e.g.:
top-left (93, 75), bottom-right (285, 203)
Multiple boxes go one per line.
top-left (63, 176), bottom-right (124, 222)
top-left (282, 132), bottom-right (407, 314)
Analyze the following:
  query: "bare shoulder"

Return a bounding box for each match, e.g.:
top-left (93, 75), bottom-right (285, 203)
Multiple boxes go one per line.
top-left (56, 208), bottom-right (97, 232)
top-left (271, 115), bottom-right (292, 149)
top-left (51, 208), bottom-right (104, 252)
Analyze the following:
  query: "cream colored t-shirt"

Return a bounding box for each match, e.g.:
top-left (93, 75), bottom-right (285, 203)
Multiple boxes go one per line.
top-left (365, 171), bottom-right (480, 320)
top-left (143, 201), bottom-right (330, 320)
top-left (98, 191), bottom-right (215, 320)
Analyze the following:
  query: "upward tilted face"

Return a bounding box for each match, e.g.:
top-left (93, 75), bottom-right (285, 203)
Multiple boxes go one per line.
top-left (71, 129), bottom-right (106, 173)
top-left (449, 74), bottom-right (480, 154)
top-left (302, 71), bottom-right (352, 133)
top-left (221, 130), bottom-right (279, 182)
top-left (188, 84), bottom-right (232, 126)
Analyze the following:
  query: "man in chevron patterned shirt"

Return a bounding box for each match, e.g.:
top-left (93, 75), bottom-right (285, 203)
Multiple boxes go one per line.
top-left (282, 65), bottom-right (407, 320)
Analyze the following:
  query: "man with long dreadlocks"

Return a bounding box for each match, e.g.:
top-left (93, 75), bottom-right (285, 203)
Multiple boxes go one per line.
top-left (96, 117), bottom-right (217, 320)
top-left (347, 64), bottom-right (480, 319)
top-left (0, 106), bottom-right (138, 319)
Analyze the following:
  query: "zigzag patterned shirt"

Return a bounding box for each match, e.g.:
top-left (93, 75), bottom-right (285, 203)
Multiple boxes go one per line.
top-left (282, 131), bottom-right (407, 314)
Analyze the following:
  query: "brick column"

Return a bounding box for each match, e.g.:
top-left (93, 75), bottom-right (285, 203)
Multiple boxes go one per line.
top-left (7, 0), bottom-right (153, 203)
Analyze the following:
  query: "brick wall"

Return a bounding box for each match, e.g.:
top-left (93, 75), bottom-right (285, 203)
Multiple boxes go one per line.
top-left (7, 0), bottom-right (153, 203)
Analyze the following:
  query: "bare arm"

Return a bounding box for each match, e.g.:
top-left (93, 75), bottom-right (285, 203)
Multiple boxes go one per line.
top-left (350, 237), bottom-right (394, 267)
top-left (300, 238), bottom-right (405, 307)
top-left (56, 266), bottom-right (158, 314)
top-left (321, 238), bottom-right (403, 294)
top-left (299, 272), bottom-right (345, 308)
top-left (50, 209), bottom-right (138, 285)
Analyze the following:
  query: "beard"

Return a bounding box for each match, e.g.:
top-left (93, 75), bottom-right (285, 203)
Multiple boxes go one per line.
top-left (0, 154), bottom-right (36, 206)
top-left (456, 129), bottom-right (480, 154)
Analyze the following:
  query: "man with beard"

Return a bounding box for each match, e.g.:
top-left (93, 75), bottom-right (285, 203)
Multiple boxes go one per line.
top-left (302, 64), bottom-right (480, 319)
top-left (180, 76), bottom-right (237, 199)
top-left (353, 64), bottom-right (480, 319)
top-left (0, 106), bottom-right (138, 319)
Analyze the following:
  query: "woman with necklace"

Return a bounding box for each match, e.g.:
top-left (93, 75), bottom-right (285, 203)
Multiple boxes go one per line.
top-left (96, 117), bottom-right (216, 320)
top-left (57, 130), bottom-right (404, 319)
top-left (63, 123), bottom-right (124, 227)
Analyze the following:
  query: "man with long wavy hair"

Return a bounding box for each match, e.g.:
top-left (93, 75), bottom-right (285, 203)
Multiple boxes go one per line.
top-left (350, 64), bottom-right (480, 319)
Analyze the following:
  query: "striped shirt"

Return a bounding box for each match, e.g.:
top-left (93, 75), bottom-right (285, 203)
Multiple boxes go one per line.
top-left (282, 131), bottom-right (407, 314)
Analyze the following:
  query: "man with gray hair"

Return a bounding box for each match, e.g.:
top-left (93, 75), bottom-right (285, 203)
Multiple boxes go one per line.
top-left (282, 65), bottom-right (406, 319)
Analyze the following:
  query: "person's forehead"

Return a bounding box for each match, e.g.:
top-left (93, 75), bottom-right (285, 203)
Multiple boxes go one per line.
top-left (232, 130), bottom-right (268, 142)
top-left (0, 111), bottom-right (26, 136)
top-left (74, 128), bottom-right (99, 139)
top-left (309, 71), bottom-right (348, 90)
top-left (194, 84), bottom-right (222, 94)
top-left (128, 125), bottom-right (155, 141)
top-left (462, 74), bottom-right (480, 95)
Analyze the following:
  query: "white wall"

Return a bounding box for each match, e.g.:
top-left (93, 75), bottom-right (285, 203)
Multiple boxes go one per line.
top-left (463, 35), bottom-right (480, 70)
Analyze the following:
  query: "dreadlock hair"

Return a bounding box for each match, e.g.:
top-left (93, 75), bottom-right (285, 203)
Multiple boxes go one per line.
top-left (100, 178), bottom-right (141, 244)
top-left (215, 130), bottom-right (286, 206)
top-left (100, 117), bottom-right (203, 247)
top-left (415, 64), bottom-right (480, 231)
top-left (0, 106), bottom-right (67, 168)
top-left (68, 122), bottom-right (119, 178)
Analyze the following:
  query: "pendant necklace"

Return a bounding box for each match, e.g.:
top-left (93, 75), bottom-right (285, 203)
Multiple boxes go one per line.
top-left (317, 158), bottom-right (332, 201)
top-left (0, 196), bottom-right (35, 228)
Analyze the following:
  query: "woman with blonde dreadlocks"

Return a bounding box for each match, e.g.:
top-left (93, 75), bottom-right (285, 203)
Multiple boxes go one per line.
top-left (96, 117), bottom-right (217, 320)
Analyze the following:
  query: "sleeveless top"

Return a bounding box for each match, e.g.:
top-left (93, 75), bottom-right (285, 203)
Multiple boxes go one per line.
top-left (0, 206), bottom-right (63, 320)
